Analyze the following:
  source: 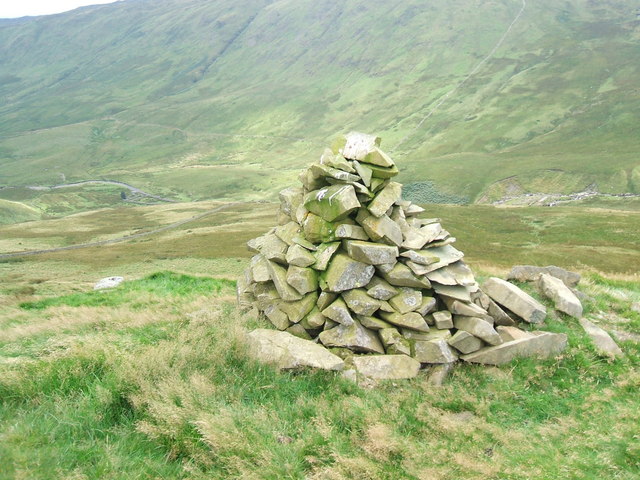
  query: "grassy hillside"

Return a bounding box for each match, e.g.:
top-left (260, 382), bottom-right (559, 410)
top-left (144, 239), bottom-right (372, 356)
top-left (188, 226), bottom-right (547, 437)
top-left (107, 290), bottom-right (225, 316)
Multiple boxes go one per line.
top-left (1, 0), bottom-right (639, 207)
top-left (1, 251), bottom-right (639, 479)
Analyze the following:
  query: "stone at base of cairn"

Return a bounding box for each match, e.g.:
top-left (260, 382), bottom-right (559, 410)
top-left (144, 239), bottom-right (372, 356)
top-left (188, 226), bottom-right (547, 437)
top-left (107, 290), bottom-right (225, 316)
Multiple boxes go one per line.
top-left (238, 132), bottom-right (568, 380)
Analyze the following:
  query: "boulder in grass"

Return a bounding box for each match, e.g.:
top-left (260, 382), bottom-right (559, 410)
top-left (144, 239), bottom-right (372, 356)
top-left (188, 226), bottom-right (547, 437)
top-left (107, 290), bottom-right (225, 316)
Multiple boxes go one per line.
top-left (508, 265), bottom-right (580, 287)
top-left (94, 276), bottom-right (124, 290)
top-left (461, 332), bottom-right (568, 365)
top-left (247, 329), bottom-right (344, 371)
top-left (579, 318), bottom-right (623, 358)
top-left (482, 277), bottom-right (546, 324)
top-left (537, 273), bottom-right (583, 318)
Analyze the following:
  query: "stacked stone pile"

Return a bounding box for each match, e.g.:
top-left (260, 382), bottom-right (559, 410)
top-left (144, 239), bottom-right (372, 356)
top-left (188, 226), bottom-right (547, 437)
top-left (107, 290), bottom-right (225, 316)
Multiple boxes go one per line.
top-left (238, 132), bottom-right (567, 374)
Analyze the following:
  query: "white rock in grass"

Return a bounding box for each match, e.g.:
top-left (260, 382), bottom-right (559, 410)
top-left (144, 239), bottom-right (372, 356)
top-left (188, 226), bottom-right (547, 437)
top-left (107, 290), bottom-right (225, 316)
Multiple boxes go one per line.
top-left (94, 276), bottom-right (124, 290)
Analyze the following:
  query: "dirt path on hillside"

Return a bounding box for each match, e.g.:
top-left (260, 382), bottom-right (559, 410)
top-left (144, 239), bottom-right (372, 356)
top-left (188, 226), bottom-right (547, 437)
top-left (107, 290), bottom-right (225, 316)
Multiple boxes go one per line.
top-left (27, 179), bottom-right (176, 203)
top-left (0, 202), bottom-right (242, 259)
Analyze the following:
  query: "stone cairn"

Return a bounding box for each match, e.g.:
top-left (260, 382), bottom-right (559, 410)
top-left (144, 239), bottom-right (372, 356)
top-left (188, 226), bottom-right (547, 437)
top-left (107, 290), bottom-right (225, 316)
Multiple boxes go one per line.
top-left (238, 132), bottom-right (568, 376)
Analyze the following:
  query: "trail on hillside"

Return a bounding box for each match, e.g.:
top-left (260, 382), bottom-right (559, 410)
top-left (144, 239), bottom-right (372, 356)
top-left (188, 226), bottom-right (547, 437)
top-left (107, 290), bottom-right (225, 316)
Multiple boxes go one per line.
top-left (27, 180), bottom-right (176, 204)
top-left (393, 0), bottom-right (527, 151)
top-left (0, 202), bottom-right (242, 259)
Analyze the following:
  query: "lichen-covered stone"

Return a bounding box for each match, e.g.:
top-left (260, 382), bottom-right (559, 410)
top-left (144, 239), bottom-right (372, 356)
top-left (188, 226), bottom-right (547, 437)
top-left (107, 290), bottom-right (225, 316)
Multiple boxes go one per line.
top-left (413, 339), bottom-right (458, 363)
top-left (335, 224), bottom-right (369, 240)
top-left (432, 310), bottom-right (453, 329)
top-left (448, 331), bottom-right (484, 354)
top-left (303, 213), bottom-right (337, 244)
top-left (352, 355), bottom-right (419, 379)
top-left (342, 289), bottom-right (381, 316)
top-left (286, 265), bottom-right (318, 295)
top-left (266, 260), bottom-right (303, 301)
top-left (356, 210), bottom-right (403, 246)
top-left (380, 262), bottom-right (432, 289)
top-left (312, 242), bottom-right (340, 271)
top-left (286, 244), bottom-right (316, 268)
top-left (379, 311), bottom-right (430, 332)
top-left (366, 276), bottom-right (399, 301)
top-left (319, 321), bottom-right (385, 353)
top-left (278, 292), bottom-right (318, 323)
top-left (344, 240), bottom-right (399, 265)
top-left (453, 315), bottom-right (502, 346)
top-left (368, 181), bottom-right (402, 217)
top-left (388, 288), bottom-right (422, 314)
top-left (321, 297), bottom-right (355, 326)
top-left (323, 253), bottom-right (375, 292)
top-left (461, 332), bottom-right (568, 365)
top-left (304, 184), bottom-right (361, 222)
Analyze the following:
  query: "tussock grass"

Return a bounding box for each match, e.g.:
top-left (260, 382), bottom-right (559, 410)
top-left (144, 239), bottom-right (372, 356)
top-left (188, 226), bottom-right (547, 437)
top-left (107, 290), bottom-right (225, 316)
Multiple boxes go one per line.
top-left (1, 270), bottom-right (638, 479)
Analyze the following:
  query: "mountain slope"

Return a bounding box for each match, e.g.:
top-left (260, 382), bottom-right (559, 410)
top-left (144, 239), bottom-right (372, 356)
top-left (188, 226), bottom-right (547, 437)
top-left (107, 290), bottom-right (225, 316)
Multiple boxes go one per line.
top-left (1, 0), bottom-right (638, 203)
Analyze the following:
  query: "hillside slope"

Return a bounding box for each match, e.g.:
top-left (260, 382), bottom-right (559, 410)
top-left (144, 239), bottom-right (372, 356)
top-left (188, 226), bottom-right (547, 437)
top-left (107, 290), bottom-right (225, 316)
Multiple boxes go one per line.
top-left (1, 0), bottom-right (638, 203)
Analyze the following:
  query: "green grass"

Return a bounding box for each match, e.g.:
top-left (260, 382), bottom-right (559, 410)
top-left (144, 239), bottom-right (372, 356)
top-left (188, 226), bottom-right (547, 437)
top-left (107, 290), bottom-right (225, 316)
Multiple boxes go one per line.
top-left (19, 272), bottom-right (235, 311)
top-left (1, 270), bottom-right (638, 479)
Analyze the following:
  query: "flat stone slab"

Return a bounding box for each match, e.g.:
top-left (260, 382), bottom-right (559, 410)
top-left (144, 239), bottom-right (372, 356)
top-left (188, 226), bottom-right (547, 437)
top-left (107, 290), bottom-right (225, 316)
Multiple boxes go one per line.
top-left (508, 265), bottom-right (580, 287)
top-left (482, 277), bottom-right (546, 323)
top-left (579, 318), bottom-right (624, 357)
top-left (352, 354), bottom-right (420, 379)
top-left (344, 240), bottom-right (399, 265)
top-left (461, 332), bottom-right (568, 365)
top-left (247, 329), bottom-right (344, 371)
top-left (454, 315), bottom-right (502, 346)
top-left (537, 273), bottom-right (583, 318)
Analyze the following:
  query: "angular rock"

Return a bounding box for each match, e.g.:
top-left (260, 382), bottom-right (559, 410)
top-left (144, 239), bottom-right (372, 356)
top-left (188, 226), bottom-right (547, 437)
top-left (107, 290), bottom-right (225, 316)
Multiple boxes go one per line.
top-left (537, 273), bottom-right (583, 318)
top-left (319, 148), bottom-right (355, 172)
top-left (368, 181), bottom-right (402, 217)
top-left (352, 355), bottom-right (420, 379)
top-left (366, 276), bottom-right (399, 301)
top-left (278, 292), bottom-right (318, 323)
top-left (579, 318), bottom-right (623, 357)
top-left (319, 321), bottom-right (385, 353)
top-left (300, 307), bottom-right (327, 330)
top-left (312, 242), bottom-right (340, 271)
top-left (342, 289), bottom-right (381, 316)
top-left (482, 277), bottom-right (546, 323)
top-left (425, 262), bottom-right (475, 287)
top-left (249, 254), bottom-right (271, 283)
top-left (247, 329), bottom-right (344, 371)
top-left (461, 332), bottom-right (568, 365)
top-left (261, 232), bottom-right (289, 263)
top-left (408, 245), bottom-right (464, 274)
top-left (413, 339), bottom-right (458, 364)
top-left (388, 287), bottom-right (422, 314)
top-left (311, 163), bottom-right (361, 184)
top-left (356, 210), bottom-right (403, 246)
top-left (508, 265), bottom-right (581, 287)
top-left (279, 187), bottom-right (304, 221)
top-left (266, 260), bottom-right (303, 301)
top-left (380, 311), bottom-right (430, 332)
top-left (335, 224), bottom-right (369, 240)
top-left (416, 296), bottom-right (437, 316)
top-left (334, 132), bottom-right (381, 161)
top-left (400, 249), bottom-right (440, 266)
top-left (275, 221), bottom-right (301, 245)
top-left (432, 283), bottom-right (472, 302)
top-left (454, 316), bottom-right (502, 346)
top-left (323, 253), bottom-right (375, 292)
top-left (344, 240), bottom-right (399, 265)
top-left (432, 310), bottom-right (454, 330)
top-left (403, 329), bottom-right (451, 341)
top-left (286, 323), bottom-right (313, 340)
top-left (286, 244), bottom-right (316, 268)
top-left (316, 291), bottom-right (338, 311)
top-left (448, 331), bottom-right (484, 354)
top-left (264, 304), bottom-right (291, 330)
top-left (303, 213), bottom-right (336, 244)
top-left (304, 184), bottom-right (361, 222)
top-left (380, 262), bottom-right (432, 289)
top-left (322, 297), bottom-right (355, 326)
top-left (352, 160), bottom-right (373, 187)
top-left (441, 298), bottom-right (490, 320)
top-left (286, 265), bottom-right (318, 295)
top-left (425, 363), bottom-right (454, 386)
top-left (496, 326), bottom-right (534, 342)
top-left (357, 315), bottom-right (394, 330)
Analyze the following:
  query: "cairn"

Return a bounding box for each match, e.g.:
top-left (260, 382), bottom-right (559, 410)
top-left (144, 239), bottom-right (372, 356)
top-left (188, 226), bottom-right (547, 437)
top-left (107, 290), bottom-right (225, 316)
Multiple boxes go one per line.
top-left (238, 133), bottom-right (567, 370)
